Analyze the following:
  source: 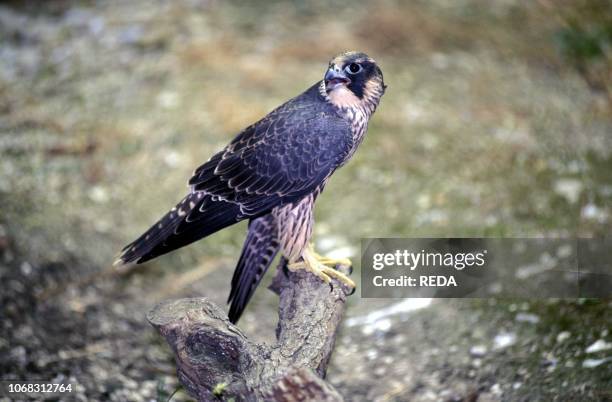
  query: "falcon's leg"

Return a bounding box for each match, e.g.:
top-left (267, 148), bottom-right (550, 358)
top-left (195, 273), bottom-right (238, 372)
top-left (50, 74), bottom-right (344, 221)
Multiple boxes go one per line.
top-left (275, 193), bottom-right (354, 289)
top-left (288, 244), bottom-right (356, 289)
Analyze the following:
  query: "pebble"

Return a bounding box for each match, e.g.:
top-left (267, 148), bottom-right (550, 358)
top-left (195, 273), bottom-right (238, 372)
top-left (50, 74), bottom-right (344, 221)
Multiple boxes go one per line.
top-left (20, 261), bottom-right (32, 275)
top-left (494, 331), bottom-right (516, 349)
top-left (581, 203), bottom-right (608, 223)
top-left (582, 358), bottom-right (611, 368)
top-left (554, 178), bottom-right (582, 203)
top-left (88, 186), bottom-right (109, 203)
top-left (163, 150), bottom-right (182, 168)
top-left (470, 345), bottom-right (487, 357)
top-left (515, 312), bottom-right (540, 324)
top-left (556, 331), bottom-right (571, 343)
top-left (585, 339), bottom-right (612, 354)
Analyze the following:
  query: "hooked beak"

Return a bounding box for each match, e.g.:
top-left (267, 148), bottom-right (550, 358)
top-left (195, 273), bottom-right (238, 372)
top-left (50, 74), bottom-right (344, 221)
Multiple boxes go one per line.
top-left (325, 68), bottom-right (350, 92)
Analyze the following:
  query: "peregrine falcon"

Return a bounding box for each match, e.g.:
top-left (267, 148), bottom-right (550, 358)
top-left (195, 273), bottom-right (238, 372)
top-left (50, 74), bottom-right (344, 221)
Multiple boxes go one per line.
top-left (116, 51), bottom-right (386, 322)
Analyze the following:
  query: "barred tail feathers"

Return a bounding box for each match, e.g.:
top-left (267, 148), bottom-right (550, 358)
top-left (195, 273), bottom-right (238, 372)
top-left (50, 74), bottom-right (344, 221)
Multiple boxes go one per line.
top-left (227, 214), bottom-right (279, 323)
top-left (115, 193), bottom-right (242, 266)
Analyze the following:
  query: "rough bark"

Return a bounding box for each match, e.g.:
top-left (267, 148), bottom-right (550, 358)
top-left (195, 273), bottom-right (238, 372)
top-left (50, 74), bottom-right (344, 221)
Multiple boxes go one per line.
top-left (147, 260), bottom-right (352, 401)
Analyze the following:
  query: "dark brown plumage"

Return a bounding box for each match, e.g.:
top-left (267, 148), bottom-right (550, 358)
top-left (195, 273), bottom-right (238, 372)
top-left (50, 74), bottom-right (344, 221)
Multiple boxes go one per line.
top-left (116, 51), bottom-right (386, 322)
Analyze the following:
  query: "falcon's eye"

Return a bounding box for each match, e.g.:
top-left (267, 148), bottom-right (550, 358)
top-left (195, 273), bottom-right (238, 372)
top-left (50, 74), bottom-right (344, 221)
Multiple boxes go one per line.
top-left (345, 63), bottom-right (362, 75)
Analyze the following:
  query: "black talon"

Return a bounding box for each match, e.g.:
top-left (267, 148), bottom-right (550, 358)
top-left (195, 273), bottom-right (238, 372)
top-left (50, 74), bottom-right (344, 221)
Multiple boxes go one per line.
top-left (347, 286), bottom-right (356, 296)
top-left (348, 265), bottom-right (353, 275)
top-left (328, 282), bottom-right (334, 292)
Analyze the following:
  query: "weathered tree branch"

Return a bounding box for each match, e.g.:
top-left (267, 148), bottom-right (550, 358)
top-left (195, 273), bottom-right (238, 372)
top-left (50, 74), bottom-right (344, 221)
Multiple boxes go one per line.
top-left (147, 260), bottom-right (352, 401)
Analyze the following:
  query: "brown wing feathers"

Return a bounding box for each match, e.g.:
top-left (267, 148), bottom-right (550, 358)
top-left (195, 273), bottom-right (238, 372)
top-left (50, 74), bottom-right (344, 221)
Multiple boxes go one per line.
top-left (116, 83), bottom-right (353, 322)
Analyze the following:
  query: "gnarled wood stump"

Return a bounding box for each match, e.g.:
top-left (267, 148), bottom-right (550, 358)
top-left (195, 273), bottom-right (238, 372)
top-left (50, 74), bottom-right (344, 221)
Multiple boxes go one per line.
top-left (147, 260), bottom-right (352, 401)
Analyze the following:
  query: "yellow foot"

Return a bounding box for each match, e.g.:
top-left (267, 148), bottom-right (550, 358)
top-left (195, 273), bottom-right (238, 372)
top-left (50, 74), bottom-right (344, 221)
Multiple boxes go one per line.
top-left (287, 244), bottom-right (356, 289)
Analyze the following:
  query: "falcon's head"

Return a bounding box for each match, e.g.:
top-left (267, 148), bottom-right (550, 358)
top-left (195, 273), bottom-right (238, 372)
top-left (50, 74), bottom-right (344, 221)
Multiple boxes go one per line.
top-left (323, 51), bottom-right (386, 111)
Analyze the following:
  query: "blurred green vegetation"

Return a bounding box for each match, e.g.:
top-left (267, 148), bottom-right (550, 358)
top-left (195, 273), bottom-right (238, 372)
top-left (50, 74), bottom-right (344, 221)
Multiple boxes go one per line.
top-left (551, 1), bottom-right (611, 90)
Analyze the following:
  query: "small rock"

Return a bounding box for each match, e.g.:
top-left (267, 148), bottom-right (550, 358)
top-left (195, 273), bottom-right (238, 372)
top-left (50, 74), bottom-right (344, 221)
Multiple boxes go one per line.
top-left (470, 345), bottom-right (487, 357)
top-left (582, 358), bottom-right (611, 368)
top-left (366, 349), bottom-right (377, 360)
top-left (585, 339), bottom-right (612, 354)
top-left (494, 331), bottom-right (516, 349)
top-left (156, 91), bottom-right (179, 109)
top-left (163, 151), bottom-right (181, 168)
top-left (515, 313), bottom-right (540, 324)
top-left (88, 186), bottom-right (109, 203)
top-left (554, 178), bottom-right (582, 203)
top-left (374, 318), bottom-right (392, 332)
top-left (556, 331), bottom-right (571, 343)
top-left (20, 261), bottom-right (32, 275)
top-left (581, 203), bottom-right (608, 223)
top-left (541, 353), bottom-right (558, 369)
